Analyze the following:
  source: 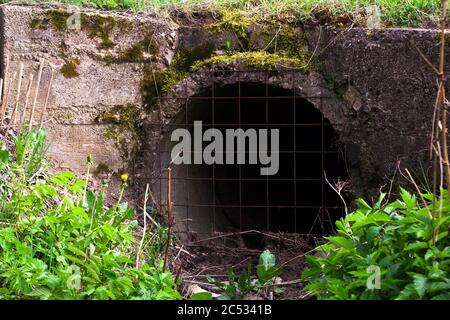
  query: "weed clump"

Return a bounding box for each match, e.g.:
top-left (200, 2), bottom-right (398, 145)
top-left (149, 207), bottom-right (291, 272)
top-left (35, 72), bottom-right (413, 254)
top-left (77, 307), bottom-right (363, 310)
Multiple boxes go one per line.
top-left (303, 190), bottom-right (450, 300)
top-left (0, 129), bottom-right (181, 300)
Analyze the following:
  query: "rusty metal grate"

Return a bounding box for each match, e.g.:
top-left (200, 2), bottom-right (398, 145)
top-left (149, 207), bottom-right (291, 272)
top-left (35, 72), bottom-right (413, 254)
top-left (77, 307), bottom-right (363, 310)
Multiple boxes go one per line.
top-left (147, 70), bottom-right (351, 245)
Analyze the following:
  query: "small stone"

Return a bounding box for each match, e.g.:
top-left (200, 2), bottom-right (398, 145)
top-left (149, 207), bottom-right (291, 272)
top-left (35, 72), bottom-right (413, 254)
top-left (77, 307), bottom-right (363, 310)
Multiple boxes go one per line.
top-left (344, 85), bottom-right (363, 112)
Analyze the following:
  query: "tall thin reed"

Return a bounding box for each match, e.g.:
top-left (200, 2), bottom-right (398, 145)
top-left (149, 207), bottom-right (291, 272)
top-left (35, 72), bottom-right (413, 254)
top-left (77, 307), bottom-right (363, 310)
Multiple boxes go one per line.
top-left (11, 63), bottom-right (24, 128)
top-left (29, 59), bottom-right (45, 131)
top-left (39, 68), bottom-right (54, 130)
top-left (20, 74), bottom-right (34, 131)
top-left (0, 72), bottom-right (16, 126)
top-left (163, 167), bottom-right (172, 272)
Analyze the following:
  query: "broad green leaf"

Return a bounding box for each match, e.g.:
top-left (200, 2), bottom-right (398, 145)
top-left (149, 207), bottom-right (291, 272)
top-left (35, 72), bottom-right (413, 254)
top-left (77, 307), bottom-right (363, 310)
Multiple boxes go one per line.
top-left (413, 274), bottom-right (427, 298)
top-left (327, 236), bottom-right (353, 250)
top-left (0, 149), bottom-right (9, 169)
top-left (259, 250), bottom-right (276, 270)
top-left (356, 198), bottom-right (372, 211)
top-left (400, 187), bottom-right (417, 210)
top-left (190, 292), bottom-right (213, 300)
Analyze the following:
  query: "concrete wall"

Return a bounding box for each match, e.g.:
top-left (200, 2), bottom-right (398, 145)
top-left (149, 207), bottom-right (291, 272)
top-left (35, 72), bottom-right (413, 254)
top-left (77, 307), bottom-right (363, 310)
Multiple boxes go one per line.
top-left (0, 5), bottom-right (449, 236)
top-left (0, 5), bottom-right (176, 178)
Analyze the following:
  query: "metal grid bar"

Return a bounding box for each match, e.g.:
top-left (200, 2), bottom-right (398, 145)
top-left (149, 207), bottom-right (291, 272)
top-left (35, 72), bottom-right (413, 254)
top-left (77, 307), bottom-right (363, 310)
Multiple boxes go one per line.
top-left (293, 70), bottom-right (297, 234)
top-left (238, 73), bottom-right (243, 235)
top-left (212, 72), bottom-right (216, 235)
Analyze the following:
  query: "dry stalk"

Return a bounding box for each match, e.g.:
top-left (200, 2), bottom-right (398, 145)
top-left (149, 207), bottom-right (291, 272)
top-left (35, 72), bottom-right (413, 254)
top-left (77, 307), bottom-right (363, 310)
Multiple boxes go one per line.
top-left (0, 79), bottom-right (4, 103)
top-left (11, 62), bottom-right (24, 128)
top-left (0, 55), bottom-right (9, 105)
top-left (0, 71), bottom-right (16, 126)
top-left (29, 59), bottom-right (45, 131)
top-left (39, 68), bottom-right (55, 130)
top-left (20, 73), bottom-right (34, 131)
top-left (424, 1), bottom-right (448, 224)
top-left (403, 168), bottom-right (430, 215)
top-left (136, 184), bottom-right (150, 269)
top-left (437, 0), bottom-right (449, 199)
top-left (163, 167), bottom-right (173, 272)
top-left (323, 171), bottom-right (349, 216)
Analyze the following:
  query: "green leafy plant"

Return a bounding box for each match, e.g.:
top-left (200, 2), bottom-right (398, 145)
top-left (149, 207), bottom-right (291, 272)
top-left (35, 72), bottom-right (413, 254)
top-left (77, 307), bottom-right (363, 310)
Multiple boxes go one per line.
top-left (0, 129), bottom-right (181, 300)
top-left (206, 250), bottom-right (283, 300)
top-left (302, 189), bottom-right (450, 300)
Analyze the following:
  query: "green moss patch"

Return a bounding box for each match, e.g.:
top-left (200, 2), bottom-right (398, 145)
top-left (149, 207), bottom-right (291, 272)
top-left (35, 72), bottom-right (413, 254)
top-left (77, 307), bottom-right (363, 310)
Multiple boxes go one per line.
top-left (191, 51), bottom-right (313, 72)
top-left (172, 42), bottom-right (216, 73)
top-left (29, 17), bottom-right (46, 30)
top-left (97, 103), bottom-right (141, 132)
top-left (207, 9), bottom-right (259, 39)
top-left (93, 162), bottom-right (112, 177)
top-left (60, 57), bottom-right (80, 78)
top-left (45, 9), bottom-right (73, 32)
top-left (96, 104), bottom-right (143, 160)
top-left (81, 13), bottom-right (132, 49)
top-left (322, 72), bottom-right (347, 99)
top-left (140, 68), bottom-right (185, 109)
top-left (138, 41), bottom-right (216, 110)
top-left (101, 33), bottom-right (160, 63)
top-left (33, 10), bottom-right (133, 50)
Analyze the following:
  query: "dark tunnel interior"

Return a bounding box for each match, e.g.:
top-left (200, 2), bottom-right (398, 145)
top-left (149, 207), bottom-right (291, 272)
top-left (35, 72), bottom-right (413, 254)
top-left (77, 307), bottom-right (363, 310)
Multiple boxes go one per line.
top-left (178, 81), bottom-right (351, 245)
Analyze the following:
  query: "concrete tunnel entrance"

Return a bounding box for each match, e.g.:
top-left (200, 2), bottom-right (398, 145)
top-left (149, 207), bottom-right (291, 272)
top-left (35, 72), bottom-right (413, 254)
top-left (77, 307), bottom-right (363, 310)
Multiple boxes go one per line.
top-left (157, 81), bottom-right (351, 245)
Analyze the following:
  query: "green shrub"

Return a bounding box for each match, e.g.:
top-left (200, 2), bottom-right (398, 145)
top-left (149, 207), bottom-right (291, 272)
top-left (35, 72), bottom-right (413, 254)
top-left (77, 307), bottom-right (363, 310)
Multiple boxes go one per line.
top-left (0, 129), bottom-right (181, 300)
top-left (302, 189), bottom-right (450, 300)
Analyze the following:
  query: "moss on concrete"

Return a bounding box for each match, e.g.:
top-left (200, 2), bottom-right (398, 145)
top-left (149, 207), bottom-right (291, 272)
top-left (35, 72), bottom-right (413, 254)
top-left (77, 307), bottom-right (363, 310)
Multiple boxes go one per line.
top-left (60, 57), bottom-right (80, 78)
top-left (322, 72), bottom-right (346, 99)
top-left (100, 32), bottom-right (160, 63)
top-left (201, 10), bottom-right (313, 72)
top-left (191, 51), bottom-right (313, 72)
top-left (138, 41), bottom-right (217, 109)
top-left (45, 9), bottom-right (72, 32)
top-left (93, 162), bottom-right (112, 177)
top-left (34, 10), bottom-right (132, 49)
top-left (138, 18), bottom-right (314, 108)
top-left (97, 103), bottom-right (141, 132)
top-left (97, 103), bottom-right (143, 160)
top-left (80, 13), bottom-right (132, 49)
top-left (254, 24), bottom-right (308, 57)
top-left (172, 42), bottom-right (216, 73)
top-left (140, 67), bottom-right (185, 109)
top-left (208, 9), bottom-right (259, 39)
top-left (29, 17), bottom-right (46, 30)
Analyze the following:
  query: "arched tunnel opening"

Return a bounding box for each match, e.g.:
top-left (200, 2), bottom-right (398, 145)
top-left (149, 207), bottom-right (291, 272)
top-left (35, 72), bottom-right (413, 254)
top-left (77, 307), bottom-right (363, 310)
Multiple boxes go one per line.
top-left (158, 81), bottom-right (351, 247)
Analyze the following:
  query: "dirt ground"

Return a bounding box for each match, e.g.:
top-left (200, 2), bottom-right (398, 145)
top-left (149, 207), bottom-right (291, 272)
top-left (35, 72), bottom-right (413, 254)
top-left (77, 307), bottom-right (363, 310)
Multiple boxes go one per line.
top-left (174, 232), bottom-right (319, 300)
